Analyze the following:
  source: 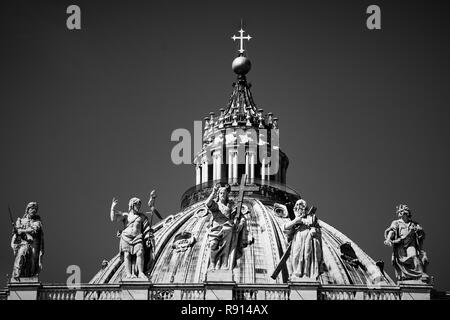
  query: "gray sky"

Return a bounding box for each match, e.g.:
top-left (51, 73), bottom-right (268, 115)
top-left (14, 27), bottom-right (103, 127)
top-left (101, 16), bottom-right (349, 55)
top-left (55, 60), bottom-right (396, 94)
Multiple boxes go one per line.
top-left (1, 0), bottom-right (449, 290)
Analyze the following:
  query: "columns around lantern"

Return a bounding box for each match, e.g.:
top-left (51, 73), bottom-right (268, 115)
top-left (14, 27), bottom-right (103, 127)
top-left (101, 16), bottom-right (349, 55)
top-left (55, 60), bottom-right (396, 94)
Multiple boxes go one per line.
top-left (202, 158), bottom-right (208, 183)
top-left (245, 150), bottom-right (256, 184)
top-left (195, 143), bottom-right (287, 186)
top-left (194, 107), bottom-right (287, 186)
top-left (196, 165), bottom-right (201, 185)
top-left (212, 150), bottom-right (222, 181)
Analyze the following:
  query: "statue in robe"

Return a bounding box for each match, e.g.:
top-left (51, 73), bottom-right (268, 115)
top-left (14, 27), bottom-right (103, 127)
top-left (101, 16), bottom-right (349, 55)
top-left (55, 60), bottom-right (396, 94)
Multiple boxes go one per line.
top-left (110, 191), bottom-right (159, 280)
top-left (205, 184), bottom-right (249, 270)
top-left (11, 202), bottom-right (44, 280)
top-left (384, 204), bottom-right (429, 282)
top-left (283, 199), bottom-right (324, 280)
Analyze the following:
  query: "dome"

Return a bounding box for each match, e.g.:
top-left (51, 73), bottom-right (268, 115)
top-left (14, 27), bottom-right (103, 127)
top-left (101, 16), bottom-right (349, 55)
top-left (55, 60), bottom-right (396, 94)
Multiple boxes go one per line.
top-left (90, 31), bottom-right (394, 288)
top-left (90, 184), bottom-right (394, 286)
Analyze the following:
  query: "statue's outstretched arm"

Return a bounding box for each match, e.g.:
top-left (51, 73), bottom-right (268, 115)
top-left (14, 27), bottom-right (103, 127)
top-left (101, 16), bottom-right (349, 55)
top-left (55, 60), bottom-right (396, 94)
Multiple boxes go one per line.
top-left (206, 184), bottom-right (220, 208)
top-left (110, 197), bottom-right (125, 222)
top-left (284, 216), bottom-right (302, 231)
top-left (384, 227), bottom-right (395, 246)
top-left (147, 190), bottom-right (163, 220)
top-left (148, 190), bottom-right (156, 208)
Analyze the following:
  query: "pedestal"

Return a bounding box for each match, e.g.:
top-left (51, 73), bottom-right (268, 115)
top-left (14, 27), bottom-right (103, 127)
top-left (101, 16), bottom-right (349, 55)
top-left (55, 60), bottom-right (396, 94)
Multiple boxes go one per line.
top-left (120, 279), bottom-right (150, 300)
top-left (205, 269), bottom-right (234, 282)
top-left (204, 269), bottom-right (235, 300)
top-left (399, 280), bottom-right (433, 300)
top-left (289, 279), bottom-right (320, 300)
top-left (8, 277), bottom-right (40, 300)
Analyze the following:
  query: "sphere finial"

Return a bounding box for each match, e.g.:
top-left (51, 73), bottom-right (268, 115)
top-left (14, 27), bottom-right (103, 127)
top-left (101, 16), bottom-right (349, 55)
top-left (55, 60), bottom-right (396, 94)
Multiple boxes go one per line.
top-left (232, 56), bottom-right (251, 75)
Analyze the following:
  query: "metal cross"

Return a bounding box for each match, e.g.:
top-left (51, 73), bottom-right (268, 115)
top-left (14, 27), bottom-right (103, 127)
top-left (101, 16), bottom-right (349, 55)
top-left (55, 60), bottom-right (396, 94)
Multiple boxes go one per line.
top-left (231, 28), bottom-right (252, 54)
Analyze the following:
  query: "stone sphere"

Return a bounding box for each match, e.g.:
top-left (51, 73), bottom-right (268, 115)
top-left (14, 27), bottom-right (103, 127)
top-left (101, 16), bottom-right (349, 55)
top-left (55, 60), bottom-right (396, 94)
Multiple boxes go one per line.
top-left (232, 56), bottom-right (251, 75)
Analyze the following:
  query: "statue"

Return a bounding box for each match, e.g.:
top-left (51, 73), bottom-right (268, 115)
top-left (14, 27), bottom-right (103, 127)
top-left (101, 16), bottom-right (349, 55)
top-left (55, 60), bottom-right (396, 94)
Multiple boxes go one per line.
top-left (283, 199), bottom-right (324, 280)
top-left (10, 202), bottom-right (44, 280)
top-left (384, 204), bottom-right (429, 282)
top-left (205, 183), bottom-right (249, 270)
top-left (110, 191), bottom-right (159, 280)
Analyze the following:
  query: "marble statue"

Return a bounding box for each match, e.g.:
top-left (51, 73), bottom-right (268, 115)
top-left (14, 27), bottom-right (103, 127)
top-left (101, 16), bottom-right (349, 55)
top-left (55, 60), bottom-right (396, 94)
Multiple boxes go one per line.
top-left (205, 183), bottom-right (249, 270)
top-left (110, 191), bottom-right (158, 280)
top-left (11, 202), bottom-right (44, 280)
top-left (283, 199), bottom-right (323, 280)
top-left (384, 204), bottom-right (429, 282)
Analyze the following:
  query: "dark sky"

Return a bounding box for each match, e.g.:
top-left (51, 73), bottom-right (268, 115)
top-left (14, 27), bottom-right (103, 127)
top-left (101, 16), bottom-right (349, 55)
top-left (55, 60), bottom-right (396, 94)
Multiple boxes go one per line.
top-left (1, 0), bottom-right (449, 290)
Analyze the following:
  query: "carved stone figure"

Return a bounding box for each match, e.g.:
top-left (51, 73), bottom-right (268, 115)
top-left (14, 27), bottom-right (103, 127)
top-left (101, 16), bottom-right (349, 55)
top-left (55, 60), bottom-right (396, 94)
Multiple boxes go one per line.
top-left (283, 199), bottom-right (323, 280)
top-left (110, 191), bottom-right (158, 280)
top-left (384, 204), bottom-right (429, 282)
top-left (11, 202), bottom-right (44, 280)
top-left (205, 184), bottom-right (249, 270)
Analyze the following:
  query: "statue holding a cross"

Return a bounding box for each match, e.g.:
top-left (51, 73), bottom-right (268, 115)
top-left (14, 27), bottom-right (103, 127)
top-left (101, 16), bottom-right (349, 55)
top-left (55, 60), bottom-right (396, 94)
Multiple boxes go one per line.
top-left (205, 175), bottom-right (253, 270)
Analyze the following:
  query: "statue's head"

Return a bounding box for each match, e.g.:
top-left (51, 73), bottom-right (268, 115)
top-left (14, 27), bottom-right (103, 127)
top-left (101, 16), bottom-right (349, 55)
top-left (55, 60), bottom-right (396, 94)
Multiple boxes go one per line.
top-left (218, 184), bottom-right (231, 203)
top-left (396, 204), bottom-right (411, 219)
top-left (294, 199), bottom-right (307, 217)
top-left (128, 197), bottom-right (142, 212)
top-left (25, 202), bottom-right (38, 216)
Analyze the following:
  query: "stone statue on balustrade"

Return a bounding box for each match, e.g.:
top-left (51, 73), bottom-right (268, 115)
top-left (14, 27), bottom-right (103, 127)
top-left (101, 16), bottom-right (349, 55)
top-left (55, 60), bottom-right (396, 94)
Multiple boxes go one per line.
top-left (283, 199), bottom-right (324, 281)
top-left (10, 202), bottom-right (45, 280)
top-left (384, 204), bottom-right (429, 283)
top-left (110, 190), bottom-right (161, 280)
top-left (205, 183), bottom-right (250, 271)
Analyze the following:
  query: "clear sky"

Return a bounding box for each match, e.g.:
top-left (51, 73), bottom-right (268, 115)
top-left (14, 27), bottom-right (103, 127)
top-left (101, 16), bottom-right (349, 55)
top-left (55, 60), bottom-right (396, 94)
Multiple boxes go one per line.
top-left (1, 0), bottom-right (449, 290)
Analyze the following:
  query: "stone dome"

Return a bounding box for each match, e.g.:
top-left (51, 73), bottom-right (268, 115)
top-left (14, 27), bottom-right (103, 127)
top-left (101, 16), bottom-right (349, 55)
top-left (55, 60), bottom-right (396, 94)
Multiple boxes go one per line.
top-left (90, 183), bottom-right (394, 286)
top-left (90, 44), bottom-right (394, 287)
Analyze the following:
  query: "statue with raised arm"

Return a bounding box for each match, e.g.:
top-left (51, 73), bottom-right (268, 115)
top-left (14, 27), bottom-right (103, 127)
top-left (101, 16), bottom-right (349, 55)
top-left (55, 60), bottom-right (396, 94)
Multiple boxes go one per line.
top-left (205, 183), bottom-right (249, 270)
top-left (384, 204), bottom-right (429, 282)
top-left (283, 199), bottom-right (323, 281)
top-left (110, 191), bottom-right (158, 280)
top-left (11, 202), bottom-right (44, 280)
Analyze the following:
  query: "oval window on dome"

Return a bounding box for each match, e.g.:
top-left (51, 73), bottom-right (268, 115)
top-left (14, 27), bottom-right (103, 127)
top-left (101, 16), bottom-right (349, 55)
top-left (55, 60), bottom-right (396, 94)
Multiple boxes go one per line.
top-left (195, 206), bottom-right (209, 218)
top-left (273, 203), bottom-right (288, 218)
top-left (163, 215), bottom-right (175, 227)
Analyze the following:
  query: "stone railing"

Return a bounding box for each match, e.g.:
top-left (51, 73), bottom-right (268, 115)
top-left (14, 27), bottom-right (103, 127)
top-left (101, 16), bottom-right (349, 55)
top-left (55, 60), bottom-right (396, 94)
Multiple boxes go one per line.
top-left (8, 282), bottom-right (431, 300)
top-left (38, 284), bottom-right (121, 300)
top-left (39, 285), bottom-right (77, 300)
top-left (0, 290), bottom-right (9, 301)
top-left (81, 285), bottom-right (122, 300)
top-left (150, 284), bottom-right (206, 300)
top-left (319, 285), bottom-right (401, 300)
top-left (233, 284), bottom-right (290, 300)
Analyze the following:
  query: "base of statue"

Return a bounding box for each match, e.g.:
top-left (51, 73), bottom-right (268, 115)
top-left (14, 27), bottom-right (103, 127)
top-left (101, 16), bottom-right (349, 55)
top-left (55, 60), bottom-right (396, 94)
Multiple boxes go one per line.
top-left (398, 273), bottom-right (432, 285)
top-left (205, 269), bottom-right (234, 282)
top-left (120, 277), bottom-right (150, 283)
top-left (204, 269), bottom-right (235, 300)
top-left (399, 279), bottom-right (431, 286)
top-left (120, 277), bottom-right (151, 300)
top-left (8, 277), bottom-right (41, 300)
top-left (398, 277), bottom-right (433, 300)
top-left (9, 276), bottom-right (39, 283)
top-left (289, 275), bottom-right (318, 282)
top-left (288, 277), bottom-right (320, 300)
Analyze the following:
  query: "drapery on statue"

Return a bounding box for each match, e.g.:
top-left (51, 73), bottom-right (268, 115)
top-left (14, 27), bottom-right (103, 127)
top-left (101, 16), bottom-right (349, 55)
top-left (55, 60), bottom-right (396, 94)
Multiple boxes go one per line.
top-left (10, 202), bottom-right (44, 280)
top-left (384, 204), bottom-right (429, 282)
top-left (110, 190), bottom-right (161, 280)
top-left (205, 183), bottom-right (249, 270)
top-left (283, 199), bottom-right (324, 280)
